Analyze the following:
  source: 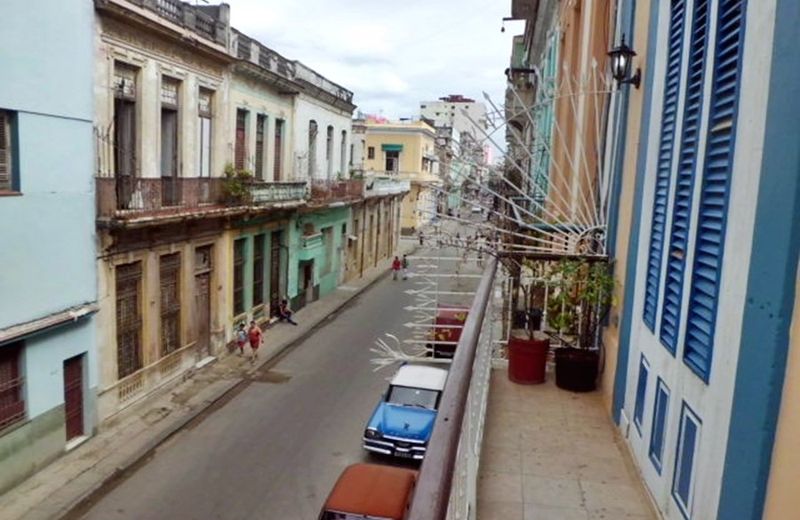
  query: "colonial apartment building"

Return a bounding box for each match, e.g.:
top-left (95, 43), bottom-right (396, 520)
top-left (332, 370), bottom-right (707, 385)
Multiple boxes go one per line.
top-left (88, 0), bottom-right (407, 425)
top-left (360, 119), bottom-right (440, 233)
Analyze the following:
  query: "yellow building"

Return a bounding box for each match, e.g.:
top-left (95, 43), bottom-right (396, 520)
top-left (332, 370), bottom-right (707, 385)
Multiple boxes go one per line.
top-left (363, 121), bottom-right (440, 233)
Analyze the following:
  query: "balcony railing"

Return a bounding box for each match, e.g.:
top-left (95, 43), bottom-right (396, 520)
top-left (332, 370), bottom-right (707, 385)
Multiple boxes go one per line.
top-left (249, 181), bottom-right (308, 205)
top-left (96, 177), bottom-right (226, 220)
top-left (308, 179), bottom-right (364, 205)
top-left (408, 258), bottom-right (503, 520)
top-left (363, 176), bottom-right (411, 198)
top-left (123, 0), bottom-right (227, 46)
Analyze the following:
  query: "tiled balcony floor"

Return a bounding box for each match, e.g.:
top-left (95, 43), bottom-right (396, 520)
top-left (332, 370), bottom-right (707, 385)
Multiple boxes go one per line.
top-left (478, 366), bottom-right (657, 520)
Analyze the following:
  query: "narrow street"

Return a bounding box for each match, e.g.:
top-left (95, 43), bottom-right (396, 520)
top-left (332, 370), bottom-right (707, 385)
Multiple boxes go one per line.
top-left (73, 238), bottom-right (481, 520)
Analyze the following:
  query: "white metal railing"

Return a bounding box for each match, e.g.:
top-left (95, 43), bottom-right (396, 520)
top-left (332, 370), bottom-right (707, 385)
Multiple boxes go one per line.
top-left (446, 269), bottom-right (506, 520)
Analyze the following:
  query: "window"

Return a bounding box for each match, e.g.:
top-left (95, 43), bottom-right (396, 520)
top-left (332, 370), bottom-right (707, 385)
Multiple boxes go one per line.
top-left (114, 63), bottom-right (138, 178)
top-left (672, 403), bottom-right (701, 517)
top-left (367, 146), bottom-right (375, 160)
top-left (0, 110), bottom-right (15, 192)
top-left (340, 130), bottom-right (347, 174)
top-left (385, 150), bottom-right (399, 173)
top-left (643, 0), bottom-right (686, 332)
top-left (235, 109), bottom-right (248, 171)
top-left (253, 234), bottom-right (265, 307)
top-left (233, 239), bottom-right (246, 316)
top-left (274, 119), bottom-right (284, 180)
top-left (198, 88), bottom-right (213, 177)
top-left (308, 120), bottom-right (318, 177)
top-left (0, 342), bottom-right (25, 430)
top-left (634, 355), bottom-right (650, 435)
top-left (255, 114), bottom-right (266, 180)
top-left (683, 0), bottom-right (747, 382)
top-left (326, 125), bottom-right (334, 178)
top-left (322, 227), bottom-right (334, 274)
top-left (161, 77), bottom-right (180, 206)
top-left (159, 253), bottom-right (181, 356)
top-left (116, 262), bottom-right (143, 378)
top-left (649, 378), bottom-right (670, 473)
top-left (660, 0), bottom-right (710, 351)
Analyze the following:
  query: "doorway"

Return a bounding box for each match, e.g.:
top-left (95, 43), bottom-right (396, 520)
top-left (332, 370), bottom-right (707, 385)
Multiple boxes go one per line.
top-left (270, 230), bottom-right (283, 317)
top-left (194, 245), bottom-right (213, 356)
top-left (63, 355), bottom-right (84, 442)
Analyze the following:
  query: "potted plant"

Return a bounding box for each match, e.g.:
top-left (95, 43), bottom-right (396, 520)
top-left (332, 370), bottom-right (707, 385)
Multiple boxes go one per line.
top-left (547, 259), bottom-right (614, 392)
top-left (222, 163), bottom-right (253, 205)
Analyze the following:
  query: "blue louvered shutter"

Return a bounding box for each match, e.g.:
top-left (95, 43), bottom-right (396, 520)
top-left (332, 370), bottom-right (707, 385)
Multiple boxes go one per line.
top-left (659, 0), bottom-right (711, 352)
top-left (643, 0), bottom-right (686, 332)
top-left (683, 0), bottom-right (747, 381)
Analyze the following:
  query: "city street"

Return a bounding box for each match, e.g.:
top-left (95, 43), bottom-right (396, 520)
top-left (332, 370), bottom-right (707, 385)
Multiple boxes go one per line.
top-left (72, 238), bottom-right (481, 520)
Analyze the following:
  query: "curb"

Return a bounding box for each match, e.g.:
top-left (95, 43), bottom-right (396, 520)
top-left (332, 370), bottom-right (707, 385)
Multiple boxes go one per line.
top-left (57, 256), bottom-right (407, 519)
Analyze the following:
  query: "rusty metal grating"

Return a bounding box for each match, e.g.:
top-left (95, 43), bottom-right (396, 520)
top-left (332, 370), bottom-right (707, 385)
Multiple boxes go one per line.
top-left (253, 234), bottom-right (265, 307)
top-left (160, 254), bottom-right (181, 357)
top-left (233, 239), bottom-right (245, 316)
top-left (116, 262), bottom-right (143, 379)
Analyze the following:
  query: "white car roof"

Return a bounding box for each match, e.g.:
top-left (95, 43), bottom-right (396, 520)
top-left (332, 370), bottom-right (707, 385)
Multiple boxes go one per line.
top-left (391, 364), bottom-right (448, 391)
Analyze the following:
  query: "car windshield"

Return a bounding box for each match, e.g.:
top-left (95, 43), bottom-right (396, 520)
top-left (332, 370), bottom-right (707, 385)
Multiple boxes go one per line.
top-left (386, 385), bottom-right (439, 409)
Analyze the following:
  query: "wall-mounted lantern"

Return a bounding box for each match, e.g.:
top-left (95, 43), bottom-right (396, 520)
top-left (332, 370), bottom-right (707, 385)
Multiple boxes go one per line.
top-left (608, 35), bottom-right (641, 89)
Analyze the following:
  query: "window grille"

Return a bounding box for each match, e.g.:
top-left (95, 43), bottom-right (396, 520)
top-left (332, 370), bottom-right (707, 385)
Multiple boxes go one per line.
top-left (0, 110), bottom-right (11, 191)
top-left (114, 63), bottom-right (137, 99)
top-left (253, 234), bottom-right (265, 307)
top-left (116, 262), bottom-right (143, 379)
top-left (233, 239), bottom-right (246, 316)
top-left (0, 342), bottom-right (25, 430)
top-left (160, 254), bottom-right (181, 357)
top-left (161, 78), bottom-right (179, 108)
top-left (643, 0), bottom-right (686, 332)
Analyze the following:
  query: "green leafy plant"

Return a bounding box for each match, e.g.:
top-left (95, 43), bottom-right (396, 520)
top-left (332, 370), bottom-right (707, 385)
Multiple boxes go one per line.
top-left (545, 259), bottom-right (614, 349)
top-left (222, 163), bottom-right (253, 205)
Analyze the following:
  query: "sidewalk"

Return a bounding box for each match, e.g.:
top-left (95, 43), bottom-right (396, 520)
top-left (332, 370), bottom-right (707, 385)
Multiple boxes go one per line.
top-left (0, 242), bottom-right (415, 520)
top-left (478, 366), bottom-right (657, 520)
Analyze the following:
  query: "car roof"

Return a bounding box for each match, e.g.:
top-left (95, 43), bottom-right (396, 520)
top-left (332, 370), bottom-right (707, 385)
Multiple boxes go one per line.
top-left (391, 364), bottom-right (448, 391)
top-left (323, 463), bottom-right (417, 519)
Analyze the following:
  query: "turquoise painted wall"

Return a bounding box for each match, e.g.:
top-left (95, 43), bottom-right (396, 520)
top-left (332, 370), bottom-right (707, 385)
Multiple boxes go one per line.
top-left (231, 221), bottom-right (291, 320)
top-left (288, 207), bottom-right (349, 300)
top-left (0, 0), bottom-right (96, 328)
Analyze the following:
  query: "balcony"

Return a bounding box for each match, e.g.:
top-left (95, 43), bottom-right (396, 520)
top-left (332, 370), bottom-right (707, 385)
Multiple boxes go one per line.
top-left (308, 179), bottom-right (364, 206)
top-left (96, 177), bottom-right (230, 225)
top-left (249, 181), bottom-right (308, 206)
top-left (363, 176), bottom-right (411, 198)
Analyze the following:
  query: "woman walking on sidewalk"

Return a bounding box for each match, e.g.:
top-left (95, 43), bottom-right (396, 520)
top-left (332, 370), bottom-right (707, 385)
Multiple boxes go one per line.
top-left (391, 256), bottom-right (401, 281)
top-left (248, 320), bottom-right (263, 364)
top-left (401, 254), bottom-right (409, 280)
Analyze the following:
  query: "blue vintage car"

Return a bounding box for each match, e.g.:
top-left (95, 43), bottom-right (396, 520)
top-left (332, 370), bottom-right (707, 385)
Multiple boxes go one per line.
top-left (363, 364), bottom-right (449, 460)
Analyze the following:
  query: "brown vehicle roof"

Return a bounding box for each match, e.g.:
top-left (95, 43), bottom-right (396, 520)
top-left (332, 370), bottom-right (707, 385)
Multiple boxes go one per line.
top-left (323, 463), bottom-right (418, 519)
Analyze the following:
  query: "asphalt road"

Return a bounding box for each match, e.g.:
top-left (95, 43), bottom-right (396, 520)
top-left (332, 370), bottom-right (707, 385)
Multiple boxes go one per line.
top-left (76, 237), bottom-right (482, 520)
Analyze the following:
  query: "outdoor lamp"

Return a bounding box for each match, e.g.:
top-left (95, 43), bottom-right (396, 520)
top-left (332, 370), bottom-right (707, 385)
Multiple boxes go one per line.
top-left (608, 35), bottom-right (641, 89)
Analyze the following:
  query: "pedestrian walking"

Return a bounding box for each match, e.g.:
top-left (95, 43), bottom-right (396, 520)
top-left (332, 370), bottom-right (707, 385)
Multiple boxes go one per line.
top-left (278, 299), bottom-right (298, 325)
top-left (401, 254), bottom-right (409, 280)
top-left (391, 256), bottom-right (401, 281)
top-left (248, 320), bottom-right (262, 364)
top-left (235, 322), bottom-right (247, 356)
top-left (418, 232), bottom-right (424, 246)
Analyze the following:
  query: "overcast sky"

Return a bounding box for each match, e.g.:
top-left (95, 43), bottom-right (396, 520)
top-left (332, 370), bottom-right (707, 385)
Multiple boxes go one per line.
top-left (228, 0), bottom-right (525, 125)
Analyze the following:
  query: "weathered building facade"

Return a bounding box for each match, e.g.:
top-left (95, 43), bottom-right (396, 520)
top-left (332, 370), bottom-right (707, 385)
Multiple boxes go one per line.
top-left (362, 120), bottom-right (440, 233)
top-left (93, 0), bottom-right (236, 421)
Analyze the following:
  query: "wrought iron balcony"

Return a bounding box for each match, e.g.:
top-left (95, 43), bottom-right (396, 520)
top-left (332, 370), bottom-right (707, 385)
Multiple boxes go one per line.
top-left (96, 177), bottom-right (227, 223)
top-left (248, 180), bottom-right (308, 206)
top-left (308, 179), bottom-right (364, 205)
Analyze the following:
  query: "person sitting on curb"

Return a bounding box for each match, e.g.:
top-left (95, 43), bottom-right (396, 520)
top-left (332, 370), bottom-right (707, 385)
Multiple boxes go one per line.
top-left (278, 299), bottom-right (298, 326)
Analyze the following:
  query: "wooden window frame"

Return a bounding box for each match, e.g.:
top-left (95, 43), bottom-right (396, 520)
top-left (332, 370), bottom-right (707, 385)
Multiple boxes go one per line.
top-left (159, 253), bottom-right (181, 357)
top-left (253, 234), bottom-right (265, 307)
top-left (233, 238), bottom-right (246, 316)
top-left (0, 341), bottom-right (25, 431)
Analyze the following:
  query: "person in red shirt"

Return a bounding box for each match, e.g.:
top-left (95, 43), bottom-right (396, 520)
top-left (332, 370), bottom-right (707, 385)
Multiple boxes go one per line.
top-left (248, 320), bottom-right (262, 363)
top-left (391, 256), bottom-right (401, 281)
